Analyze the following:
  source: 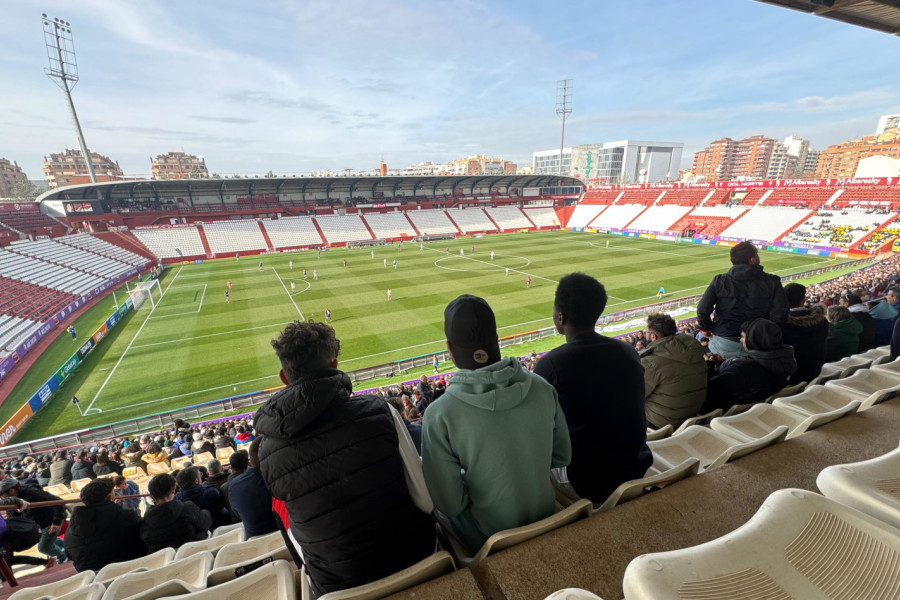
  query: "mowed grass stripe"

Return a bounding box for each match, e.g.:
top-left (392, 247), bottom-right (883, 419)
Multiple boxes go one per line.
top-left (6, 231), bottom-right (850, 441)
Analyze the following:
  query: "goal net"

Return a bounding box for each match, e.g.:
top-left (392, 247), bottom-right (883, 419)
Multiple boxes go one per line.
top-left (129, 279), bottom-right (163, 311)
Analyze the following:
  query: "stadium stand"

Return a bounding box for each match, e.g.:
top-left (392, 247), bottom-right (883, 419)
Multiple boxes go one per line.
top-left (132, 227), bottom-right (206, 260)
top-left (0, 248), bottom-right (105, 296)
top-left (313, 214), bottom-right (373, 245)
top-left (580, 189), bottom-right (621, 204)
top-left (447, 208), bottom-right (495, 233)
top-left (624, 205), bottom-right (692, 232)
top-left (617, 190), bottom-right (663, 206)
top-left (657, 189), bottom-right (711, 206)
top-left (781, 207), bottom-right (896, 248)
top-left (56, 233), bottom-right (146, 268)
top-left (718, 206), bottom-right (814, 241)
top-left (202, 220), bottom-right (268, 255)
top-left (405, 209), bottom-right (459, 236)
top-left (0, 210), bottom-right (67, 239)
top-left (7, 239), bottom-right (134, 281)
top-left (261, 216), bottom-right (325, 249)
top-left (485, 206), bottom-right (533, 230)
top-left (0, 313), bottom-right (41, 355)
top-left (590, 204), bottom-right (645, 230)
top-left (522, 207), bottom-right (561, 228)
top-left (360, 211), bottom-right (416, 239)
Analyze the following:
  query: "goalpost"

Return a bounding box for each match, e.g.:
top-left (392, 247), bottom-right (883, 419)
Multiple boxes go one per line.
top-left (129, 279), bottom-right (163, 311)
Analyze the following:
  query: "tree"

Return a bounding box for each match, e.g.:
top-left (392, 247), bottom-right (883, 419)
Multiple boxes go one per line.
top-left (8, 178), bottom-right (38, 202)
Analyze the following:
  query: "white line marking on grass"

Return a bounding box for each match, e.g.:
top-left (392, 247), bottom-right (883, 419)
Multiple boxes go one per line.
top-left (132, 322), bottom-right (289, 349)
top-left (89, 375), bottom-right (282, 415)
top-left (150, 283), bottom-right (208, 319)
top-left (273, 267), bottom-right (305, 319)
top-left (85, 265), bottom-right (184, 415)
top-left (196, 283), bottom-right (207, 313)
top-left (424, 247), bottom-right (558, 284)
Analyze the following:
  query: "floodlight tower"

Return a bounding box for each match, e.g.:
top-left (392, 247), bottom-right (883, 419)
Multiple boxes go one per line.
top-left (556, 79), bottom-right (573, 177)
top-left (42, 14), bottom-right (97, 183)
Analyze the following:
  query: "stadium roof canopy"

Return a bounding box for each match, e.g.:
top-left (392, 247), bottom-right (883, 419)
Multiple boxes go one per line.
top-left (37, 174), bottom-right (583, 203)
top-left (755, 0), bottom-right (900, 36)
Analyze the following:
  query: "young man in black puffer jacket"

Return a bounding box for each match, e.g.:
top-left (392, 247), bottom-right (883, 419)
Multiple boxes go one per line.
top-left (781, 283), bottom-right (829, 385)
top-left (256, 321), bottom-right (436, 596)
top-left (64, 478), bottom-right (147, 572)
top-left (139, 473), bottom-right (210, 553)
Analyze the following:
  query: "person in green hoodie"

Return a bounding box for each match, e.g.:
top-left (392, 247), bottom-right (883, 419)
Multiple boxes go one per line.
top-left (422, 295), bottom-right (571, 554)
top-left (640, 313), bottom-right (708, 429)
top-left (826, 305), bottom-right (863, 361)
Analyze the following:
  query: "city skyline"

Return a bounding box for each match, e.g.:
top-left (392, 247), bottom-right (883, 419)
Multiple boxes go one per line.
top-left (1, 0), bottom-right (899, 180)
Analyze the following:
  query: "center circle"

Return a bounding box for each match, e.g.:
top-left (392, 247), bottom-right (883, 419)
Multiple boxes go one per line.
top-left (433, 254), bottom-right (531, 272)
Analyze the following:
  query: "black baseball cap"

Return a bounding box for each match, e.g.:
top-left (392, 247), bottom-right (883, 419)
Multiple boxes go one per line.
top-left (444, 295), bottom-right (501, 370)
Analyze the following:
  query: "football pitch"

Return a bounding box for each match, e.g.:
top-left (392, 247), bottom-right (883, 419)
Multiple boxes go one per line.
top-left (4, 231), bottom-right (856, 442)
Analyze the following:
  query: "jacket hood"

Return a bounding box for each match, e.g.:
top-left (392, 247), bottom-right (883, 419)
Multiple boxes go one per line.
top-left (847, 303), bottom-right (869, 313)
top-left (727, 263), bottom-right (767, 280)
top-left (71, 501), bottom-right (128, 536)
top-left (255, 369), bottom-right (351, 438)
top-left (441, 356), bottom-right (530, 411)
top-left (144, 499), bottom-right (185, 526)
top-left (642, 334), bottom-right (702, 365)
top-left (834, 316), bottom-right (863, 335)
top-left (870, 300), bottom-right (898, 320)
top-left (788, 305), bottom-right (826, 328)
top-left (748, 345), bottom-right (797, 378)
top-left (743, 318), bottom-right (783, 351)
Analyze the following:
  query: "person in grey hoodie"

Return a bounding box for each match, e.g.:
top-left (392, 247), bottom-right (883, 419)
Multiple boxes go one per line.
top-left (422, 295), bottom-right (571, 554)
top-left (702, 318), bottom-right (797, 412)
top-left (640, 313), bottom-right (708, 429)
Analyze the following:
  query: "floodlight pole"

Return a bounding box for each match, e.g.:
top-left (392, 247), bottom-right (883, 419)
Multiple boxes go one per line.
top-left (42, 14), bottom-right (97, 183)
top-left (556, 79), bottom-right (573, 177)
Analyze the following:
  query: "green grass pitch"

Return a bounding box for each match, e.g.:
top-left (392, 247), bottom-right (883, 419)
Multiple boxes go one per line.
top-left (3, 231), bottom-right (853, 442)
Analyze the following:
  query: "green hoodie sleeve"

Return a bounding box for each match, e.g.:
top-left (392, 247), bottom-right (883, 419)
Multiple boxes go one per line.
top-left (422, 415), bottom-right (470, 518)
top-left (550, 390), bottom-right (572, 469)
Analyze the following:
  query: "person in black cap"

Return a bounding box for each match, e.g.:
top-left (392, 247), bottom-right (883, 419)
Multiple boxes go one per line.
top-left (422, 294), bottom-right (571, 553)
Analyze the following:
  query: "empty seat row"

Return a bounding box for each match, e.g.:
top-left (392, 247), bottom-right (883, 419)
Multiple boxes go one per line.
top-left (202, 220), bottom-right (267, 254)
top-left (313, 214), bottom-right (373, 244)
top-left (405, 209), bottom-right (458, 235)
top-left (360, 211), bottom-right (415, 239)
top-left (132, 227), bottom-right (206, 259)
top-left (485, 206), bottom-right (533, 230)
top-left (445, 208), bottom-right (494, 232)
top-left (261, 217), bottom-right (324, 248)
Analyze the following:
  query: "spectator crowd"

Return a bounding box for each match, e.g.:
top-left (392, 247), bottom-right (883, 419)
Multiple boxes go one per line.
top-left (2, 242), bottom-right (900, 595)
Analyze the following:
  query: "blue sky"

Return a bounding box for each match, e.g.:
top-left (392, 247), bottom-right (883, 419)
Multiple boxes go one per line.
top-left (1, 0), bottom-right (898, 179)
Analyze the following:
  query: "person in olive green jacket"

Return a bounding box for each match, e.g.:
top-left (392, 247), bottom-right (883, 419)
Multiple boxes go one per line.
top-left (640, 313), bottom-right (708, 429)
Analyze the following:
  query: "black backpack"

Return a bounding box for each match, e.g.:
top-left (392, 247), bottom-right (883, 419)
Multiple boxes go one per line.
top-left (2, 515), bottom-right (41, 552)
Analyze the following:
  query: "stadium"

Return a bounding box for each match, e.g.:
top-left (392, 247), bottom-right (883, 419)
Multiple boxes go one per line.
top-left (0, 1), bottom-right (900, 599)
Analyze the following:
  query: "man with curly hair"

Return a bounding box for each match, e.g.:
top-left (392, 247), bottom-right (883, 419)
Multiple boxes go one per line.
top-left (256, 321), bottom-right (435, 596)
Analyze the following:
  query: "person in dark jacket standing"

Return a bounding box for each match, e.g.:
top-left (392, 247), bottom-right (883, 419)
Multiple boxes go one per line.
top-left (534, 273), bottom-right (651, 504)
top-left (640, 313), bottom-right (708, 429)
top-left (781, 283), bottom-right (828, 385)
top-left (48, 450), bottom-right (74, 487)
top-left (703, 318), bottom-right (797, 412)
top-left (175, 467), bottom-right (227, 528)
top-left (139, 473), bottom-right (211, 553)
top-left (228, 437), bottom-right (278, 539)
top-left (697, 241), bottom-right (789, 359)
top-left (0, 478), bottom-right (68, 563)
top-left (64, 478), bottom-right (146, 572)
top-left (256, 321), bottom-right (436, 596)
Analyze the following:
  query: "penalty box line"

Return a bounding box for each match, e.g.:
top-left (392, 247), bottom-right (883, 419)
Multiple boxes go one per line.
top-left (84, 265), bottom-right (185, 416)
